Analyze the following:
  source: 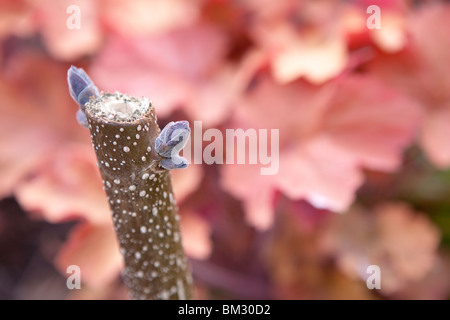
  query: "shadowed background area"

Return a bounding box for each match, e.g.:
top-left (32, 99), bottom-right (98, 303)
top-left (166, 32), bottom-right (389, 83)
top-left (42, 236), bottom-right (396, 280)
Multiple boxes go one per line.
top-left (0, 0), bottom-right (449, 299)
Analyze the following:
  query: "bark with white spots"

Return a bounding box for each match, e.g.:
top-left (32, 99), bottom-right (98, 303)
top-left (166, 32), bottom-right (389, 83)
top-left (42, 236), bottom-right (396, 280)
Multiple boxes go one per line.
top-left (84, 92), bottom-right (193, 300)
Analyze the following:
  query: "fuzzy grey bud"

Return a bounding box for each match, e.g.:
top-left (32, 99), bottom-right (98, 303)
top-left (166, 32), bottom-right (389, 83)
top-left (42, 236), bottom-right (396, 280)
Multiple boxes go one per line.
top-left (67, 65), bottom-right (99, 110)
top-left (155, 121), bottom-right (190, 170)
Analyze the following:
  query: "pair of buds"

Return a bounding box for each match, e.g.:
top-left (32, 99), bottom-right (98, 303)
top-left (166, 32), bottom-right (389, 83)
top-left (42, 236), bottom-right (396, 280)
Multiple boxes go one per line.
top-left (67, 66), bottom-right (190, 170)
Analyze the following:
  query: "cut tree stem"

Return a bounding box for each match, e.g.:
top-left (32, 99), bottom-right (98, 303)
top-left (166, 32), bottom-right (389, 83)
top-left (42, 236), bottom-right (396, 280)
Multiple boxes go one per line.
top-left (84, 91), bottom-right (193, 300)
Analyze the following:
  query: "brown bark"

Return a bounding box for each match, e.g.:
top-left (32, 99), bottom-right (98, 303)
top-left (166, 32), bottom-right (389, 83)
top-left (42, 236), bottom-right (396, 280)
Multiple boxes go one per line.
top-left (84, 93), bottom-right (193, 300)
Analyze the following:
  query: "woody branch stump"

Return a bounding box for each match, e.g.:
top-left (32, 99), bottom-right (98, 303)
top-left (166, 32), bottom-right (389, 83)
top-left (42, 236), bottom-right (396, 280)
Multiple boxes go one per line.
top-left (67, 66), bottom-right (193, 300)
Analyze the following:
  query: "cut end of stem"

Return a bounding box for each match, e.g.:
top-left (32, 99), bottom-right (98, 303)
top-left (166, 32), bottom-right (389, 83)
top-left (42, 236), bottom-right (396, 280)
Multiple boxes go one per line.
top-left (86, 92), bottom-right (152, 123)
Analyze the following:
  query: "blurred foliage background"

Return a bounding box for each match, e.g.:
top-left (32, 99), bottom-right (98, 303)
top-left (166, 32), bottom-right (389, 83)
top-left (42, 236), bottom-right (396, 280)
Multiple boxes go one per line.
top-left (0, 0), bottom-right (449, 299)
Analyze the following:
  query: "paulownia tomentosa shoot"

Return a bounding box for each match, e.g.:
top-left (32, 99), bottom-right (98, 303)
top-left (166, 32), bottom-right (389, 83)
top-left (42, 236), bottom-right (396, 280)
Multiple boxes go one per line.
top-left (67, 66), bottom-right (193, 300)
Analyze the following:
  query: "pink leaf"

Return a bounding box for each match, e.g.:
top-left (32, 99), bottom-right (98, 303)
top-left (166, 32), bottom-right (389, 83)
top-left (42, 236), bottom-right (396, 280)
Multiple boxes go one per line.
top-left (55, 223), bottom-right (123, 289)
top-left (15, 144), bottom-right (110, 224)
